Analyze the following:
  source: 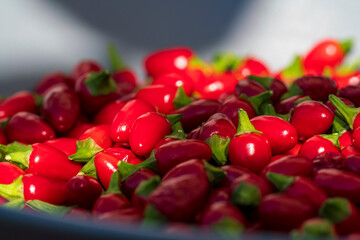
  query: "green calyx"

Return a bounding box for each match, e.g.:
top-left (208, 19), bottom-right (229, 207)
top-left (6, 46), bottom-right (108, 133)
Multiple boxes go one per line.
top-left (329, 94), bottom-right (359, 130)
top-left (173, 86), bottom-right (194, 109)
top-left (134, 176), bottom-right (161, 198)
top-left (294, 96), bottom-right (311, 106)
top-left (280, 82), bottom-right (304, 100)
top-left (0, 142), bottom-right (33, 169)
top-left (104, 170), bottom-right (122, 195)
top-left (107, 43), bottom-right (127, 71)
top-left (212, 52), bottom-right (242, 73)
top-left (240, 90), bottom-right (273, 114)
top-left (332, 115), bottom-right (350, 134)
top-left (205, 134), bottom-right (230, 166)
top-left (212, 217), bottom-right (244, 238)
top-left (319, 198), bottom-right (351, 224)
top-left (336, 55), bottom-right (360, 76)
top-left (266, 172), bottom-right (295, 192)
top-left (1, 199), bottom-right (25, 210)
top-left (291, 219), bottom-right (336, 240)
top-left (235, 109), bottom-right (262, 136)
top-left (164, 114), bottom-right (183, 126)
top-left (0, 176), bottom-right (24, 201)
top-left (247, 75), bottom-right (274, 89)
top-left (84, 71), bottom-right (117, 97)
top-left (203, 160), bottom-right (226, 185)
top-left (340, 38), bottom-right (353, 55)
top-left (319, 133), bottom-right (340, 148)
top-left (77, 157), bottom-right (98, 180)
top-left (143, 204), bottom-right (167, 226)
top-left (280, 55), bottom-right (304, 83)
top-left (69, 138), bottom-right (103, 162)
top-left (165, 121), bottom-right (187, 140)
top-left (26, 200), bottom-right (73, 216)
top-left (260, 103), bottom-right (288, 121)
top-left (231, 182), bottom-right (262, 207)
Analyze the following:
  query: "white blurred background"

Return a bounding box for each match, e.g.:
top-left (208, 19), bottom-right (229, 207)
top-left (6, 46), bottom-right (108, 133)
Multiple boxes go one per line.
top-left (0, 0), bottom-right (360, 95)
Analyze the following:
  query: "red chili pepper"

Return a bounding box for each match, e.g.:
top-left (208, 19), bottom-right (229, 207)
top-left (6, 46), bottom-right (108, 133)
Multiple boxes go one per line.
top-left (251, 115), bottom-right (298, 155)
top-left (120, 168), bottom-right (156, 199)
top-left (267, 173), bottom-right (327, 210)
top-left (110, 99), bottom-right (156, 143)
top-left (0, 128), bottom-right (7, 145)
top-left (235, 78), bottom-right (266, 97)
top-left (261, 155), bottom-right (313, 178)
top-left (344, 154), bottom-right (360, 175)
top-left (299, 135), bottom-right (340, 160)
top-left (131, 175), bottom-right (161, 209)
top-left (339, 130), bottom-right (353, 148)
top-left (152, 73), bottom-right (194, 96)
top-left (67, 175), bottom-right (103, 209)
top-left (103, 148), bottom-right (143, 165)
top-left (136, 84), bottom-right (177, 114)
top-left (233, 57), bottom-right (270, 80)
top-left (94, 152), bottom-right (120, 189)
top-left (0, 162), bottom-right (25, 184)
top-left (72, 60), bottom-right (102, 82)
top-left (207, 188), bottom-right (230, 205)
top-left (44, 138), bottom-right (77, 156)
top-left (173, 99), bottom-right (220, 132)
top-left (93, 100), bottom-right (126, 125)
top-left (218, 165), bottom-right (255, 187)
top-left (290, 101), bottom-right (334, 141)
top-left (144, 47), bottom-right (194, 77)
top-left (41, 84), bottom-right (80, 132)
top-left (66, 123), bottom-right (95, 139)
top-left (303, 39), bottom-right (351, 74)
top-left (314, 169), bottom-right (360, 203)
top-left (329, 94), bottom-right (360, 130)
top-left (97, 207), bottom-right (143, 224)
top-left (79, 124), bottom-right (112, 149)
top-left (146, 174), bottom-right (209, 222)
top-left (230, 174), bottom-right (271, 207)
top-left (228, 109), bottom-right (272, 174)
top-left (275, 95), bottom-right (304, 115)
top-left (312, 152), bottom-right (345, 174)
top-left (339, 85), bottom-right (360, 107)
top-left (319, 197), bottom-right (359, 235)
top-left (258, 194), bottom-right (315, 231)
top-left (325, 97), bottom-right (354, 113)
top-left (35, 72), bottom-right (73, 95)
top-left (341, 145), bottom-right (360, 156)
top-left (154, 137), bottom-right (179, 150)
top-left (292, 218), bottom-right (336, 239)
top-left (63, 207), bottom-right (92, 220)
top-left (0, 91), bottom-right (37, 121)
top-left (5, 112), bottom-right (55, 144)
top-left (196, 73), bottom-right (238, 100)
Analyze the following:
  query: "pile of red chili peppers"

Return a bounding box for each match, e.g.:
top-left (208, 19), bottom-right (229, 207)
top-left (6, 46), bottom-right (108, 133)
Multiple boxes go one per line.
top-left (1, 39), bottom-right (360, 239)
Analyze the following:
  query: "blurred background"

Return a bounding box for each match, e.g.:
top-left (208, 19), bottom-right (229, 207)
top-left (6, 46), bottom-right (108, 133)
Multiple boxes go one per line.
top-left (0, 0), bottom-right (359, 95)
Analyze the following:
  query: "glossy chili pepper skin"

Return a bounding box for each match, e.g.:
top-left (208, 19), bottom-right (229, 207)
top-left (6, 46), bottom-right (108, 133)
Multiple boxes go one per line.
top-left (275, 95), bottom-right (304, 114)
top-left (41, 84), bottom-right (80, 132)
top-left (144, 47), bottom-right (194, 77)
top-left (261, 155), bottom-right (313, 178)
top-left (93, 100), bottom-right (126, 125)
top-left (162, 159), bottom-right (208, 183)
top-left (154, 139), bottom-right (212, 176)
top-left (23, 173), bottom-right (68, 205)
top-left (72, 60), bottom-right (102, 82)
top-left (35, 72), bottom-right (73, 95)
top-left (154, 137), bottom-right (179, 150)
top-left (44, 138), bottom-right (77, 156)
top-left (314, 169), bottom-right (360, 203)
top-left (299, 135), bottom-right (339, 160)
top-left (152, 73), bottom-right (194, 96)
top-left (103, 148), bottom-right (143, 165)
top-left (0, 91), bottom-right (37, 121)
top-left (94, 152), bottom-right (120, 189)
top-left (67, 175), bottom-right (103, 209)
top-left (173, 99), bottom-right (220, 132)
top-left (79, 124), bottom-right (112, 149)
top-left (312, 152), bottom-right (345, 174)
top-left (97, 207), bottom-right (143, 224)
top-left (112, 68), bottom-right (137, 88)
top-left (293, 76), bottom-right (338, 102)
top-left (251, 116), bottom-right (298, 155)
top-left (5, 112), bottom-right (55, 144)
top-left (121, 168), bottom-right (157, 199)
top-left (66, 123), bottom-right (95, 139)
top-left (234, 57), bottom-right (270, 80)
top-left (129, 112), bottom-right (172, 156)
top-left (290, 101), bottom-right (334, 141)
top-left (0, 162), bottom-right (25, 184)
top-left (219, 165), bottom-right (254, 187)
top-left (339, 85), bottom-right (360, 107)
top-left (135, 84), bottom-right (177, 114)
top-left (235, 79), bottom-right (266, 97)
top-left (342, 145), bottom-right (360, 157)
top-left (339, 131), bottom-right (353, 148)
top-left (207, 187), bottom-right (230, 205)
top-left (197, 113), bottom-right (236, 140)
top-left (147, 174), bottom-right (209, 222)
top-left (217, 95), bottom-right (256, 127)
top-left (258, 194), bottom-right (315, 231)
top-left (110, 99), bottom-right (156, 143)
top-left (92, 193), bottom-right (131, 216)
top-left (196, 73), bottom-right (238, 100)
top-left (27, 143), bottom-right (82, 181)
top-left (344, 154), bottom-right (360, 175)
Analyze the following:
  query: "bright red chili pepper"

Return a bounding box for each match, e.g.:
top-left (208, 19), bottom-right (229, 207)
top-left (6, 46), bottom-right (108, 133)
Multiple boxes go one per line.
top-left (338, 130), bottom-right (353, 149)
top-left (0, 162), bottom-right (25, 184)
top-left (152, 72), bottom-right (194, 96)
top-left (94, 152), bottom-right (120, 189)
top-left (110, 99), bottom-right (156, 143)
top-left (66, 123), bottom-right (95, 139)
top-left (129, 112), bottom-right (172, 156)
top-left (144, 47), bottom-right (194, 77)
top-left (35, 72), bottom-right (73, 95)
top-left (290, 101), bottom-right (334, 141)
top-left (5, 111), bottom-right (55, 144)
top-left (93, 100), bottom-right (126, 125)
top-left (228, 109), bottom-right (272, 174)
top-left (72, 60), bottom-right (102, 82)
top-left (195, 73), bottom-right (238, 100)
top-left (233, 57), bottom-right (270, 80)
top-left (299, 135), bottom-right (340, 160)
top-left (44, 138), bottom-right (77, 156)
top-left (0, 91), bottom-right (37, 121)
top-left (79, 124), bottom-right (112, 149)
top-left (154, 137), bottom-right (179, 150)
top-left (103, 148), bottom-right (143, 165)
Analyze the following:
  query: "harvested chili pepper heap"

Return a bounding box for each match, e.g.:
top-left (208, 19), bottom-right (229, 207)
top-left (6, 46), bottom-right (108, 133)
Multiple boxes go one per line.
top-left (1, 39), bottom-right (360, 239)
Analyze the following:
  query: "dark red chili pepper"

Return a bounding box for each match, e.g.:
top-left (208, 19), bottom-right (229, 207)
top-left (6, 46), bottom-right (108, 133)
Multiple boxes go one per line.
top-left (312, 152), bottom-right (345, 174)
top-left (173, 99), bottom-right (220, 132)
top-left (235, 78), bottom-right (266, 98)
top-left (258, 194), bottom-right (315, 231)
top-left (94, 152), bottom-right (120, 189)
top-left (44, 138), bottom-right (77, 156)
top-left (5, 112), bottom-right (55, 144)
top-left (110, 99), bottom-right (156, 143)
top-left (0, 162), bottom-right (25, 184)
top-left (67, 175), bottom-right (103, 209)
top-left (261, 155), bottom-right (313, 178)
top-left (121, 168), bottom-right (157, 199)
top-left (230, 174), bottom-right (271, 207)
top-left (146, 174), bottom-right (209, 222)
top-left (144, 47), bottom-right (194, 77)
top-left (103, 148), bottom-right (143, 165)
top-left (292, 218), bottom-right (336, 240)
top-left (218, 165), bottom-right (254, 187)
top-left (63, 207), bottom-right (92, 220)
top-left (97, 207), bottom-right (143, 224)
top-left (275, 95), bottom-right (304, 114)
top-left (187, 127), bottom-right (201, 139)
top-left (267, 173), bottom-right (327, 210)
top-left (299, 135), bottom-right (340, 160)
top-left (246, 76), bottom-right (288, 104)
top-left (251, 115), bottom-right (298, 155)
top-left (228, 109), bottom-right (272, 174)
top-left (72, 60), bottom-right (102, 82)
top-left (207, 187), bottom-right (230, 205)
top-left (79, 124), bottom-right (112, 149)
top-left (152, 73), bottom-right (194, 96)
top-left (93, 100), bottom-right (126, 125)
top-left (314, 169), bottom-right (360, 203)
top-left (344, 154), bottom-right (360, 175)
top-left (319, 197), bottom-right (360, 235)
top-left (154, 137), bottom-right (179, 150)
top-left (290, 101), bottom-right (334, 141)
top-left (136, 84), bottom-right (177, 114)
top-left (270, 154), bottom-right (287, 162)
top-left (66, 123), bottom-right (95, 139)
top-left (217, 95), bottom-right (256, 126)
top-left (233, 57), bottom-right (270, 80)
top-left (329, 94), bottom-right (360, 130)
top-left (347, 233), bottom-right (360, 240)
top-left (0, 91), bottom-right (37, 121)
top-left (75, 71), bottom-right (117, 115)
top-left (129, 112), bottom-right (172, 156)
top-left (35, 72), bottom-right (73, 95)
top-left (196, 73), bottom-right (238, 100)
top-left (0, 128), bottom-right (7, 145)
top-left (131, 175), bottom-right (161, 209)
top-left (41, 84), bottom-right (80, 132)
top-left (200, 201), bottom-right (246, 236)
top-left (339, 84), bottom-right (360, 107)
